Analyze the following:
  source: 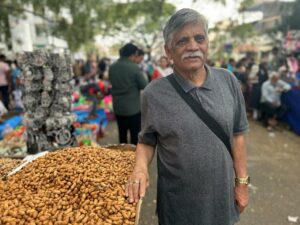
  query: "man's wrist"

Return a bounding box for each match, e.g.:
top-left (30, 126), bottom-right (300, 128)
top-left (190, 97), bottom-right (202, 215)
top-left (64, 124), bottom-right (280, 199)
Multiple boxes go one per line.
top-left (133, 166), bottom-right (148, 174)
top-left (235, 175), bottom-right (250, 185)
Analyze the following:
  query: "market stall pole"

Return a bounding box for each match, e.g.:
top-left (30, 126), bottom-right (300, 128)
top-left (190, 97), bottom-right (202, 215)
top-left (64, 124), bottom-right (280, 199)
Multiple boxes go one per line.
top-left (18, 50), bottom-right (77, 154)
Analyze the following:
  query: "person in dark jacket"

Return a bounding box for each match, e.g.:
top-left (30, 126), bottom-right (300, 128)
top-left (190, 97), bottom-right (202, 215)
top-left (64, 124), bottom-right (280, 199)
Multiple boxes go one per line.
top-left (109, 43), bottom-right (148, 145)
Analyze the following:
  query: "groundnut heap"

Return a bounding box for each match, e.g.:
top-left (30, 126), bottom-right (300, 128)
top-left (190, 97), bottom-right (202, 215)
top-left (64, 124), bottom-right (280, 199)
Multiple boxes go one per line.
top-left (0, 158), bottom-right (23, 180)
top-left (0, 146), bottom-right (137, 225)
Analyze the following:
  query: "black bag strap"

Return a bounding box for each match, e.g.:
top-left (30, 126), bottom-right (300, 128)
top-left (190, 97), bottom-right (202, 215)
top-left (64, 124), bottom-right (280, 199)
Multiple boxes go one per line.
top-left (167, 74), bottom-right (232, 158)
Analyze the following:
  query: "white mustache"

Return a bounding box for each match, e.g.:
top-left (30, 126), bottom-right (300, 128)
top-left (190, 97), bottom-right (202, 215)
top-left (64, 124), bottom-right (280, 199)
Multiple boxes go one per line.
top-left (182, 51), bottom-right (204, 60)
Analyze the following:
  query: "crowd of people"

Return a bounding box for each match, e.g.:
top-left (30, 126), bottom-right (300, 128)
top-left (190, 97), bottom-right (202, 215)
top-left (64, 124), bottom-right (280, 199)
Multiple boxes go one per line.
top-left (72, 45), bottom-right (299, 135)
top-left (215, 49), bottom-right (299, 132)
top-left (0, 48), bottom-right (174, 113)
top-left (0, 45), bottom-right (299, 134)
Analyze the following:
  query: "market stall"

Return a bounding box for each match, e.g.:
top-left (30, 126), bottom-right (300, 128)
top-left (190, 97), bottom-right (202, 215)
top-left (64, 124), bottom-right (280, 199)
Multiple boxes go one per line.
top-left (0, 48), bottom-right (113, 157)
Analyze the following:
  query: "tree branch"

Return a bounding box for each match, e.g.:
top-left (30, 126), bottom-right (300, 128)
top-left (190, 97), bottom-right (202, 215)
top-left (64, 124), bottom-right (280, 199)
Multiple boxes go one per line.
top-left (0, 3), bottom-right (55, 23)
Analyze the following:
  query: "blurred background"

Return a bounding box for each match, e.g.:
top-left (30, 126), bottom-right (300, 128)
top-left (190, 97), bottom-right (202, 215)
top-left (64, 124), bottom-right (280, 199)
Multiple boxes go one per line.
top-left (0, 0), bottom-right (299, 224)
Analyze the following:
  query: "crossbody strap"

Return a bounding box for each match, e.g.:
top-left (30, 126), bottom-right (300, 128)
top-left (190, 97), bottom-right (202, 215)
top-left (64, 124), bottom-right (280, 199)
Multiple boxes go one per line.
top-left (167, 74), bottom-right (232, 158)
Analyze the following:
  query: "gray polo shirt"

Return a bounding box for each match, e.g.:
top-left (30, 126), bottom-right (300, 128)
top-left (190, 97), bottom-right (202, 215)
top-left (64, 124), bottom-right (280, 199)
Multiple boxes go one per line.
top-left (138, 65), bottom-right (248, 225)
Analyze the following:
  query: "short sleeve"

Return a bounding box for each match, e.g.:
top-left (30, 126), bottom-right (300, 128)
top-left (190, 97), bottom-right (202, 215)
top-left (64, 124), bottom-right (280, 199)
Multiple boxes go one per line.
top-left (138, 90), bottom-right (157, 146)
top-left (232, 77), bottom-right (249, 134)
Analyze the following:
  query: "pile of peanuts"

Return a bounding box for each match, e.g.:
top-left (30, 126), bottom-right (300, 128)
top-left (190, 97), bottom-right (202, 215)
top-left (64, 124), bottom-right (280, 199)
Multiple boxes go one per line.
top-left (0, 146), bottom-right (137, 225)
top-left (0, 158), bottom-right (23, 180)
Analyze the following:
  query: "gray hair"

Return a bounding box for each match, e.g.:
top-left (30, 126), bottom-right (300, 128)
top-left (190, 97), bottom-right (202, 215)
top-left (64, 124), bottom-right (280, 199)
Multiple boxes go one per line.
top-left (269, 71), bottom-right (280, 79)
top-left (163, 8), bottom-right (208, 48)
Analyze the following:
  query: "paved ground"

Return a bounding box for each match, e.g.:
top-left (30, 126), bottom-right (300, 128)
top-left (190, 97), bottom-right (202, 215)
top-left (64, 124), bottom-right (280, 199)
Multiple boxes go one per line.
top-left (100, 120), bottom-right (300, 225)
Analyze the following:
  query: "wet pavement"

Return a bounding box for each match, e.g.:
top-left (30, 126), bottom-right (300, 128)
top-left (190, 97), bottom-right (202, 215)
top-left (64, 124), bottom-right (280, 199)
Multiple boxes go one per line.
top-left (100, 120), bottom-right (300, 225)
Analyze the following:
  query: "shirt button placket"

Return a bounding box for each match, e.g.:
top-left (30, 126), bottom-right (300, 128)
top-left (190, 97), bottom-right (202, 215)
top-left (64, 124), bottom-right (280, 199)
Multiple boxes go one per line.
top-left (196, 88), bottom-right (203, 105)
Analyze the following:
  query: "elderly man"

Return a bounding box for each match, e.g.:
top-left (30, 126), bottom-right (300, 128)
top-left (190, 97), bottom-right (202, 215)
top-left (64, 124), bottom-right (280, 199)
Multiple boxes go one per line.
top-left (261, 71), bottom-right (291, 131)
top-left (125, 9), bottom-right (249, 225)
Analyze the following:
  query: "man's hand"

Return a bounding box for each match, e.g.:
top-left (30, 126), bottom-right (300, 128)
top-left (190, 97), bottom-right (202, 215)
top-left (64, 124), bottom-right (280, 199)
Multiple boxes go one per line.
top-left (125, 170), bottom-right (149, 203)
top-left (234, 185), bottom-right (249, 213)
top-left (125, 143), bottom-right (155, 203)
top-left (276, 87), bottom-right (284, 93)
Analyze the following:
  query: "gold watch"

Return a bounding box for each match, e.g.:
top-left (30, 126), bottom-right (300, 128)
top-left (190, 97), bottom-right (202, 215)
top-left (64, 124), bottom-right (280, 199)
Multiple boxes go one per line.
top-left (235, 176), bottom-right (250, 185)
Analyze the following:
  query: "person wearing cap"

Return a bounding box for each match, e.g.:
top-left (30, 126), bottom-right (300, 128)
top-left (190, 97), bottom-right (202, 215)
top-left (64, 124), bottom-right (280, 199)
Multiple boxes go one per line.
top-left (109, 43), bottom-right (148, 145)
top-left (125, 9), bottom-right (249, 225)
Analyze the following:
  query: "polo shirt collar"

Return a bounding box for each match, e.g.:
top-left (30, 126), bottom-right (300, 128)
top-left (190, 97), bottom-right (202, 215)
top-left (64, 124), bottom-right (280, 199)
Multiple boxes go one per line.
top-left (173, 64), bottom-right (214, 93)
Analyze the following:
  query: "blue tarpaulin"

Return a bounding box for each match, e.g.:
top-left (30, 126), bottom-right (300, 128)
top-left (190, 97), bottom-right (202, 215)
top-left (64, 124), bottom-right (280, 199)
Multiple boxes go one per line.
top-left (282, 89), bottom-right (300, 135)
top-left (73, 108), bottom-right (108, 128)
top-left (0, 115), bottom-right (23, 140)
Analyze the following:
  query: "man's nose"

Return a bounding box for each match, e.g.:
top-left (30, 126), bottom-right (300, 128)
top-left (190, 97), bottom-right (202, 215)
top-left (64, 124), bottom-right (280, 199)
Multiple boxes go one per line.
top-left (186, 38), bottom-right (199, 50)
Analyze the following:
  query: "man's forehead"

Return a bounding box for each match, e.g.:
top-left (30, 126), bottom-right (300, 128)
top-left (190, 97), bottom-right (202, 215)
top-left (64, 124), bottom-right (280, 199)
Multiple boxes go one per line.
top-left (174, 23), bottom-right (205, 37)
